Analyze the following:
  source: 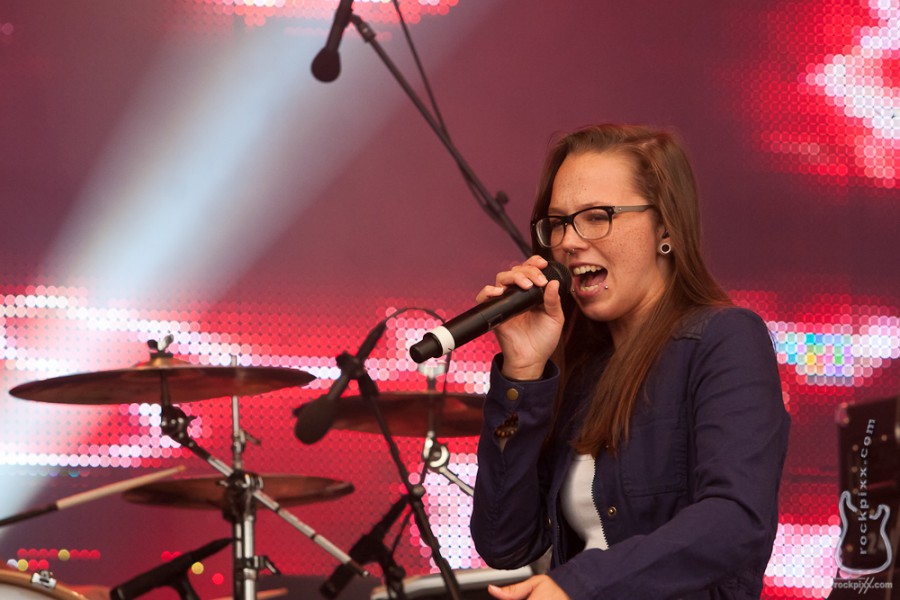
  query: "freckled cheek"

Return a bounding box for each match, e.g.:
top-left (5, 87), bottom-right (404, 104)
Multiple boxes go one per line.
top-left (594, 239), bottom-right (630, 266)
top-left (606, 246), bottom-right (656, 280)
top-left (613, 237), bottom-right (655, 262)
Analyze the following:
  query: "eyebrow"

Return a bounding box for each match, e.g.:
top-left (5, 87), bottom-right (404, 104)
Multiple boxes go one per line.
top-left (546, 203), bottom-right (602, 216)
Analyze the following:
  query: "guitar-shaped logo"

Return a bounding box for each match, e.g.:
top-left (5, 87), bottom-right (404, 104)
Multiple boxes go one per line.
top-left (836, 489), bottom-right (893, 575)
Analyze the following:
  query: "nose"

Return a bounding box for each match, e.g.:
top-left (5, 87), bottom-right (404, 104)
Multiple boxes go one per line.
top-left (558, 222), bottom-right (587, 255)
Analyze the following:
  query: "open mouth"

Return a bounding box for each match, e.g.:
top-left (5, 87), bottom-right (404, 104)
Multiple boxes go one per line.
top-left (571, 265), bottom-right (608, 292)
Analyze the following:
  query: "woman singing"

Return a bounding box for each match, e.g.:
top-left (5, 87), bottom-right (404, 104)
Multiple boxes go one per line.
top-left (470, 124), bottom-right (790, 599)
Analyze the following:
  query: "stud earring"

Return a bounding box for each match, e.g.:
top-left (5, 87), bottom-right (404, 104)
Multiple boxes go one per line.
top-left (658, 241), bottom-right (672, 255)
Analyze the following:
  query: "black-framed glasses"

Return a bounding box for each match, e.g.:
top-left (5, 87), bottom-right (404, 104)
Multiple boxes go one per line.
top-left (531, 205), bottom-right (654, 248)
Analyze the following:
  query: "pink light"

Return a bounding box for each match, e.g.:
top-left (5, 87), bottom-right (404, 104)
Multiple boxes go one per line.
top-left (741, 0), bottom-right (900, 189)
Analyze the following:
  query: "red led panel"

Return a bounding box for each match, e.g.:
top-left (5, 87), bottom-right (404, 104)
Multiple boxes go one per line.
top-left (2, 284), bottom-right (899, 598)
top-left (741, 0), bottom-right (900, 189)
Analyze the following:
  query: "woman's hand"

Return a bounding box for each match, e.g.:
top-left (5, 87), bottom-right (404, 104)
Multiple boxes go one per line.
top-left (487, 575), bottom-right (571, 600)
top-left (476, 255), bottom-right (565, 381)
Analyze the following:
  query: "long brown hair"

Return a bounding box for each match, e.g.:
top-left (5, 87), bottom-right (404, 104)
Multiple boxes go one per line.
top-left (531, 124), bottom-right (731, 455)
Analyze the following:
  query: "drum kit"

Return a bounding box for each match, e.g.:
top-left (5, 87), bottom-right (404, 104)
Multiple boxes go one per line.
top-left (1, 336), bottom-right (484, 600)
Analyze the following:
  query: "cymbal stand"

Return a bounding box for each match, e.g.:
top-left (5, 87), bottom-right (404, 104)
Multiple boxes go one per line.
top-left (420, 375), bottom-right (472, 497)
top-left (226, 382), bottom-right (271, 600)
top-left (230, 361), bottom-right (261, 473)
top-left (157, 372), bottom-right (367, 600)
top-left (421, 435), bottom-right (473, 497)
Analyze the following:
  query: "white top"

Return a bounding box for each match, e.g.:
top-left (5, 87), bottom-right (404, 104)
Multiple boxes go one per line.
top-left (560, 453), bottom-right (608, 550)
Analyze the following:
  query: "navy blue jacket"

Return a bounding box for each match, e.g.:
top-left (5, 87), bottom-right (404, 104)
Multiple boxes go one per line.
top-left (471, 307), bottom-right (790, 599)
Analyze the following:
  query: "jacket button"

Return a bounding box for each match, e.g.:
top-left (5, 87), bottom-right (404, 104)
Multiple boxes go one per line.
top-left (506, 388), bottom-right (520, 401)
top-left (606, 506), bottom-right (617, 517)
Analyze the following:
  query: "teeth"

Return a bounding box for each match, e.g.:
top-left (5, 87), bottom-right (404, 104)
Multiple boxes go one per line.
top-left (572, 265), bottom-right (603, 276)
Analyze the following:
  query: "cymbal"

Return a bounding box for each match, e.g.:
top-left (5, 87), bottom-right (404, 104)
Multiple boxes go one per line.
top-left (331, 391), bottom-right (484, 437)
top-left (9, 355), bottom-right (315, 405)
top-left (122, 474), bottom-right (353, 510)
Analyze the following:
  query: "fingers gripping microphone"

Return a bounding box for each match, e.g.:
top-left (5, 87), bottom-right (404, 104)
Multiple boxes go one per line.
top-left (311, 0), bottom-right (354, 82)
top-left (409, 261), bottom-right (571, 363)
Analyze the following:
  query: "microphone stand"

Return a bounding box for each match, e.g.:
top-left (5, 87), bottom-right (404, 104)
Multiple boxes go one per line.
top-left (347, 13), bottom-right (530, 258)
top-left (320, 495), bottom-right (409, 599)
top-left (294, 320), bottom-right (388, 445)
top-left (353, 368), bottom-right (463, 600)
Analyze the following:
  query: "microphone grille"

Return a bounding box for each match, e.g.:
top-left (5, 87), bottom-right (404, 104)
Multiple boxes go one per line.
top-left (311, 50), bottom-right (341, 82)
top-left (295, 398), bottom-right (338, 444)
top-left (542, 261), bottom-right (572, 296)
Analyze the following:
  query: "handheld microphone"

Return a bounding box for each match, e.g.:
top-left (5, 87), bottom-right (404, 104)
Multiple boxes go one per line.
top-left (409, 261), bottom-right (571, 363)
top-left (109, 538), bottom-right (231, 600)
top-left (311, 0), bottom-right (354, 82)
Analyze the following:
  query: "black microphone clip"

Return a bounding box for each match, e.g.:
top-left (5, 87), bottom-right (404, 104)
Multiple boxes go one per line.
top-left (320, 496), bottom-right (408, 599)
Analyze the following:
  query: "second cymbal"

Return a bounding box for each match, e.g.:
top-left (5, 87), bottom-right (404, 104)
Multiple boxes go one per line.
top-left (122, 474), bottom-right (354, 510)
top-left (330, 391), bottom-right (484, 437)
